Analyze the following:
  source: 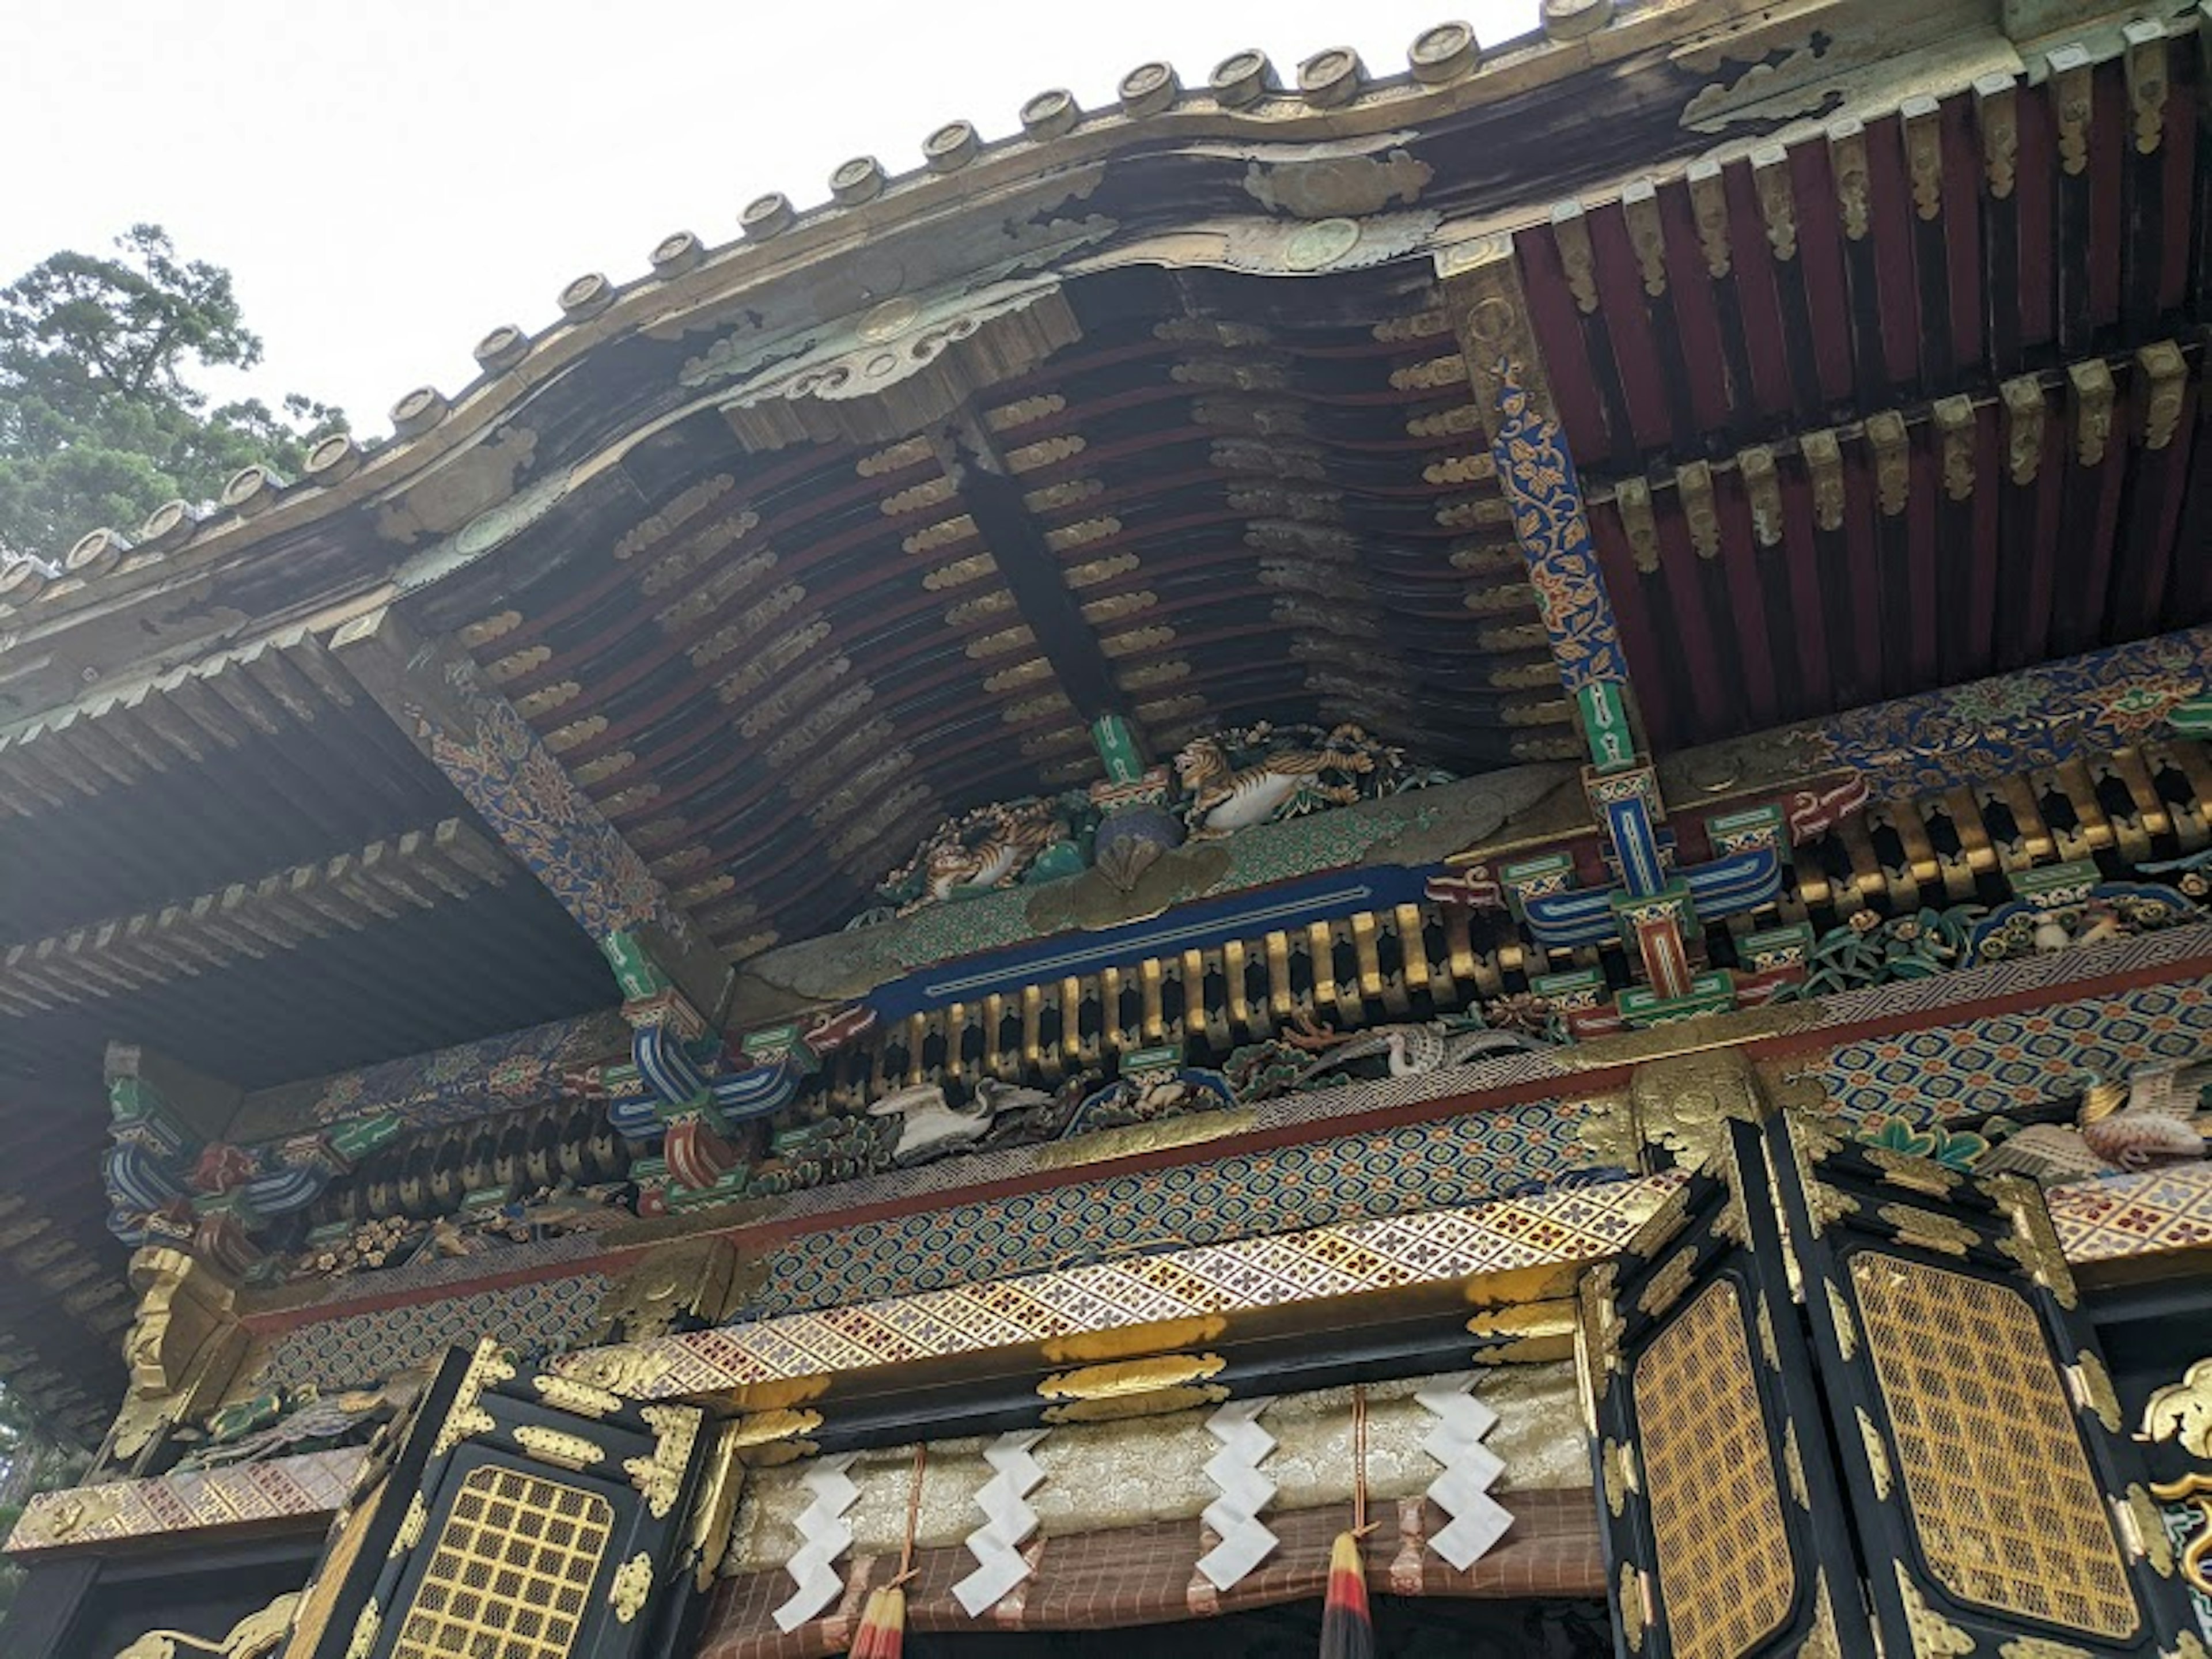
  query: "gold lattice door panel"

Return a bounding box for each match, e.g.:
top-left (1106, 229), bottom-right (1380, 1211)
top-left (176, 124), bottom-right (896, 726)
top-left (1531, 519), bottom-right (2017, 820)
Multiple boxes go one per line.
top-left (394, 1467), bottom-right (613, 1658)
top-left (1633, 1278), bottom-right (1796, 1659)
top-left (1581, 1112), bottom-right (1876, 1658)
top-left (1766, 1112), bottom-right (2194, 1657)
top-left (1851, 1253), bottom-right (2137, 1638)
top-left (284, 1340), bottom-right (719, 1659)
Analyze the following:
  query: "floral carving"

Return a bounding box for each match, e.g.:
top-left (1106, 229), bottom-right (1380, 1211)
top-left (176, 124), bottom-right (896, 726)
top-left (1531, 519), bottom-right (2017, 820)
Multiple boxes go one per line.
top-left (1488, 360), bottom-right (1630, 693)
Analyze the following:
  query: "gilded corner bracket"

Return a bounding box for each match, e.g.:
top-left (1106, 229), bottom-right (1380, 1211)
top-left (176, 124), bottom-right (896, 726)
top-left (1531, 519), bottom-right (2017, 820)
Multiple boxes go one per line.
top-left (1436, 234), bottom-right (1562, 435)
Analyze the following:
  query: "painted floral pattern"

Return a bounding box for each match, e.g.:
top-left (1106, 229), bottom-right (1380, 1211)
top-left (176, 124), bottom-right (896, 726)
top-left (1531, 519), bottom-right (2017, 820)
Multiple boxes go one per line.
top-left (1487, 361), bottom-right (1629, 696)
top-left (422, 658), bottom-right (683, 945)
top-left (1802, 624), bottom-right (2212, 798)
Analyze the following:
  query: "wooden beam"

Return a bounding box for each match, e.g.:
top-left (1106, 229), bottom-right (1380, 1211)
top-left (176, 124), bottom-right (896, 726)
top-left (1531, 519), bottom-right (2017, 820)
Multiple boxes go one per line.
top-left (0, 819), bottom-right (510, 1014)
top-left (933, 410), bottom-right (1147, 748)
top-left (329, 606), bottom-right (728, 1015)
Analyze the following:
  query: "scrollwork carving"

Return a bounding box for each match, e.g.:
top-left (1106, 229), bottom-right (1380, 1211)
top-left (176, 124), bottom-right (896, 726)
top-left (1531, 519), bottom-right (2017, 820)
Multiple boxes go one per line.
top-left (2070, 359), bottom-right (2116, 469)
top-left (2003, 376), bottom-right (2046, 484)
top-left (1976, 73), bottom-right (2019, 199)
top-left (1867, 411), bottom-right (1911, 517)
top-left (1677, 461), bottom-right (1720, 559)
top-left (1751, 144), bottom-right (1797, 261)
top-left (1804, 429), bottom-right (1846, 531)
top-left (1552, 202), bottom-right (1600, 315)
top-left (1623, 179), bottom-right (1667, 297)
top-left (1903, 96), bottom-right (1944, 221)
top-left (1830, 118), bottom-right (1871, 241)
top-left (1687, 160), bottom-right (1732, 276)
top-left (1933, 396), bottom-right (1975, 503)
top-left (110, 1594), bottom-right (301, 1659)
top-left (1740, 446), bottom-right (1782, 548)
top-left (2138, 340), bottom-right (2187, 450)
top-left (2051, 46), bottom-right (2093, 177)
top-left (2126, 20), bottom-right (2168, 156)
top-left (1616, 478), bottom-right (1660, 574)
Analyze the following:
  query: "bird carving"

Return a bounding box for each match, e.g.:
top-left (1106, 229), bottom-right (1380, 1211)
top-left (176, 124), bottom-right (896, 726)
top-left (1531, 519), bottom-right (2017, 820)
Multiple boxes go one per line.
top-left (1976, 1065), bottom-right (2210, 1187)
top-left (1286, 1018), bottom-right (1550, 1088)
top-left (866, 1077), bottom-right (1051, 1164)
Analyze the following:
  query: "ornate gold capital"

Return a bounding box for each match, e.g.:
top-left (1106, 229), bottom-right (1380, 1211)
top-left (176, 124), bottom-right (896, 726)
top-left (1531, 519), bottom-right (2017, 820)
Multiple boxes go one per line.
top-left (114, 1245), bottom-right (248, 1460)
top-left (594, 1236), bottom-right (751, 1346)
top-left (1435, 234), bottom-right (1557, 437)
top-left (2143, 1357), bottom-right (2212, 1456)
top-left (1628, 1046), bottom-right (1766, 1171)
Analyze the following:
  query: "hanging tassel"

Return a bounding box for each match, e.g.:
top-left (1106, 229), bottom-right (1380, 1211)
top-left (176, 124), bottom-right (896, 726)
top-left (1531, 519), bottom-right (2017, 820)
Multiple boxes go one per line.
top-left (1320, 1386), bottom-right (1377, 1659)
top-left (851, 1588), bottom-right (906, 1659)
top-left (854, 1444), bottom-right (927, 1657)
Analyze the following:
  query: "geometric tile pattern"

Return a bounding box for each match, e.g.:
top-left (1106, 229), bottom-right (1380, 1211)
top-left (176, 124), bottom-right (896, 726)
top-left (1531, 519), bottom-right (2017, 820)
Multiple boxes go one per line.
top-left (1851, 1252), bottom-right (2138, 1635)
top-left (7, 1445), bottom-right (366, 1555)
top-left (273, 1229), bottom-right (609, 1316)
top-left (747, 1096), bottom-right (1619, 1319)
top-left (254, 931), bottom-right (2212, 1344)
top-left (255, 1273), bottom-right (611, 1393)
top-left (399, 1465), bottom-right (613, 1657)
top-left (555, 1159), bottom-right (2212, 1404)
top-left (2047, 1163), bottom-right (2212, 1263)
top-left (18, 1164), bottom-right (2212, 1558)
top-left (563, 1176), bottom-right (1681, 1400)
top-left (755, 1057), bottom-right (1589, 1228)
top-left (1820, 972), bottom-right (2212, 1123)
top-left (240, 1139), bottom-right (2212, 1410)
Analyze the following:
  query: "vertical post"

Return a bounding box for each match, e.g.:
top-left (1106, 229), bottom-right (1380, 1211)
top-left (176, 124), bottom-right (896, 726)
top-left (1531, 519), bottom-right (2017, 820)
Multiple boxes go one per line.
top-left (1435, 236), bottom-right (1695, 1002)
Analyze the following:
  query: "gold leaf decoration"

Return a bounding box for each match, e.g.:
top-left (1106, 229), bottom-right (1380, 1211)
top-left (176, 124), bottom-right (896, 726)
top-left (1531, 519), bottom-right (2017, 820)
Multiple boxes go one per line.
top-left (609, 1551), bottom-right (654, 1624)
top-left (512, 1425), bottom-right (606, 1471)
top-left (1896, 1566), bottom-right (1974, 1656)
top-left (1858, 1408), bottom-right (1893, 1500)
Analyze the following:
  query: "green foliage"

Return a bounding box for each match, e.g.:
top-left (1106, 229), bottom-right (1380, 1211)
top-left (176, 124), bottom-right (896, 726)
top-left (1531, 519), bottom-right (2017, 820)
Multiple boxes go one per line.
top-left (0, 1387), bottom-right (88, 1617)
top-left (1852, 1111), bottom-right (1995, 1170)
top-left (0, 224), bottom-right (346, 559)
top-left (1775, 903), bottom-right (1987, 1000)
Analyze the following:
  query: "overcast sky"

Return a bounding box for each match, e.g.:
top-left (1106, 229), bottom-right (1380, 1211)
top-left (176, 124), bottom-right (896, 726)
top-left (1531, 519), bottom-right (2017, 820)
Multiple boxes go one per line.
top-left (5, 1), bottom-right (1540, 435)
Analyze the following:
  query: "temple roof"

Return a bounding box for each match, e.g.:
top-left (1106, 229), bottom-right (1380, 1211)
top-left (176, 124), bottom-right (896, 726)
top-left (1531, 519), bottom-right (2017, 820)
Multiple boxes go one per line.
top-left (0, 0), bottom-right (2208, 1436)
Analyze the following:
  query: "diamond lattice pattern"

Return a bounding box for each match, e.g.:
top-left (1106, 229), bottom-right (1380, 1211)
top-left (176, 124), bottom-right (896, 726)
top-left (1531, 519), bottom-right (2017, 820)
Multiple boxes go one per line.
top-left (1634, 1277), bottom-right (1796, 1659)
top-left (1851, 1251), bottom-right (2137, 1639)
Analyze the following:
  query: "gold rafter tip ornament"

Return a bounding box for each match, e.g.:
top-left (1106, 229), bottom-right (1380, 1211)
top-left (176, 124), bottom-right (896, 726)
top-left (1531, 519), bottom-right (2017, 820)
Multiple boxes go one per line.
top-left (649, 232), bottom-right (704, 275)
top-left (1543, 0), bottom-right (1613, 40)
top-left (1410, 22), bottom-right (1478, 81)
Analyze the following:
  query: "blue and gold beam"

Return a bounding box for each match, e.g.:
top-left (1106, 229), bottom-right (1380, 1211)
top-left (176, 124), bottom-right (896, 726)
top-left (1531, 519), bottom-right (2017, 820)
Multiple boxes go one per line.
top-left (1435, 233), bottom-right (1639, 780)
top-left (1434, 236), bottom-right (1709, 1009)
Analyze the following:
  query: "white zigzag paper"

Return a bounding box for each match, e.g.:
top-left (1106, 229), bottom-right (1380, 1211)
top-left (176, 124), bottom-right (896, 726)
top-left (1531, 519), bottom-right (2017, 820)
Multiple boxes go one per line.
top-left (953, 1429), bottom-right (1048, 1616)
top-left (1197, 1396), bottom-right (1279, 1590)
top-left (772, 1452), bottom-right (861, 1632)
top-left (1415, 1372), bottom-right (1513, 1571)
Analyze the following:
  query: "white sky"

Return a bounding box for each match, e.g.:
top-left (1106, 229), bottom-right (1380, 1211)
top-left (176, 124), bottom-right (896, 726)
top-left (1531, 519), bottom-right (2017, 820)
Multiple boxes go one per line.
top-left (3, 0), bottom-right (1541, 435)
